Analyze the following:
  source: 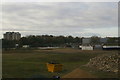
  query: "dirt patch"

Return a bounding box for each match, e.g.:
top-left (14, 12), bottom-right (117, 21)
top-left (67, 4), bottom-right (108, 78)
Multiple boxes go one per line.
top-left (62, 68), bottom-right (96, 78)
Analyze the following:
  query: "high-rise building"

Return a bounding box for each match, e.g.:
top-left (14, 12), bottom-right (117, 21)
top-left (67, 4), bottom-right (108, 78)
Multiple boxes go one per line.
top-left (3, 32), bottom-right (21, 40)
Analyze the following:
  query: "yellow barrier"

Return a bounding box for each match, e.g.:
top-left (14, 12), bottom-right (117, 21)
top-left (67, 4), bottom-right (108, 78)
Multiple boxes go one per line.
top-left (46, 63), bottom-right (63, 72)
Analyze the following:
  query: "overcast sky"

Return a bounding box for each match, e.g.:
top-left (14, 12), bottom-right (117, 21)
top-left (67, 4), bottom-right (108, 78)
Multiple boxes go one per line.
top-left (1, 2), bottom-right (118, 38)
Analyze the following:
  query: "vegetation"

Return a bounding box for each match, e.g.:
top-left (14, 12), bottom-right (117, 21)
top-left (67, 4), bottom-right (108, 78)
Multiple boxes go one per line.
top-left (1, 35), bottom-right (119, 78)
top-left (2, 35), bottom-right (82, 49)
top-left (106, 37), bottom-right (119, 46)
top-left (2, 48), bottom-right (118, 78)
top-left (2, 35), bottom-right (119, 50)
top-left (90, 36), bottom-right (100, 45)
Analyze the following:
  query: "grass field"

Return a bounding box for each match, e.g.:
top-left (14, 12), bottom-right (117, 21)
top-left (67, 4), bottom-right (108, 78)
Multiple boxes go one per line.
top-left (2, 48), bottom-right (118, 78)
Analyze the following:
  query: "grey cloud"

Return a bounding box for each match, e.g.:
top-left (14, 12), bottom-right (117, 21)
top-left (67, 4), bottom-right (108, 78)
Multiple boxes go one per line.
top-left (1, 2), bottom-right (118, 37)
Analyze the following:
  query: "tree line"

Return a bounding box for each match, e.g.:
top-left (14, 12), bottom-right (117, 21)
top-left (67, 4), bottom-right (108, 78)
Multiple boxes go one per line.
top-left (2, 35), bottom-right (82, 49)
top-left (1, 35), bottom-right (119, 49)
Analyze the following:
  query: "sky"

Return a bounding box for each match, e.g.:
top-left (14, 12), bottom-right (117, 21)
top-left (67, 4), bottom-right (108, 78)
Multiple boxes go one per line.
top-left (1, 2), bottom-right (118, 38)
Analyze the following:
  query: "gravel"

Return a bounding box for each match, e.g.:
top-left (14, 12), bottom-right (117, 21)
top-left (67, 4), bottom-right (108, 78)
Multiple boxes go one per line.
top-left (86, 53), bottom-right (119, 73)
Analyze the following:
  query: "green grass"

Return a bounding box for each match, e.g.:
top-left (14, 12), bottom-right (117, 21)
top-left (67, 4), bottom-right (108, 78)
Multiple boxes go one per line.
top-left (2, 48), bottom-right (118, 78)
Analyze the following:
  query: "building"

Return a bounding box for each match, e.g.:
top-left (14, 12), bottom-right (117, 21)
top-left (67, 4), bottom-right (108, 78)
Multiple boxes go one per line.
top-left (4, 32), bottom-right (21, 40)
top-left (100, 38), bottom-right (108, 44)
top-left (81, 45), bottom-right (94, 50)
top-left (80, 38), bottom-right (93, 50)
top-left (82, 38), bottom-right (108, 45)
top-left (22, 45), bottom-right (30, 48)
top-left (82, 38), bottom-right (91, 45)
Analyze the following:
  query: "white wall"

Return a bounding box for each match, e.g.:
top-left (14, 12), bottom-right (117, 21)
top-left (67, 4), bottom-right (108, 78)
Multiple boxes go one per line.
top-left (82, 46), bottom-right (93, 50)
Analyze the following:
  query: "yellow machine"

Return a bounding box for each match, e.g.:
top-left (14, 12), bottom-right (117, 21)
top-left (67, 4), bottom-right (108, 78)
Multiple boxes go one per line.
top-left (46, 63), bottom-right (63, 72)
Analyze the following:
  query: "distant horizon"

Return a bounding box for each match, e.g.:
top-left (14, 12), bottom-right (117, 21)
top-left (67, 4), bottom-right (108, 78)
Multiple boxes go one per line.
top-left (1, 31), bottom-right (119, 39)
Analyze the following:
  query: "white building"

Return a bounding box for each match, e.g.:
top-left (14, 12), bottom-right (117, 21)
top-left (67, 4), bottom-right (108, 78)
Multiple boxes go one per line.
top-left (79, 45), bottom-right (93, 50)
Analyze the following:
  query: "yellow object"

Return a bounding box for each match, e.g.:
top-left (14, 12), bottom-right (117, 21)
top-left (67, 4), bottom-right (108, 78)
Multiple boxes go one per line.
top-left (46, 63), bottom-right (63, 72)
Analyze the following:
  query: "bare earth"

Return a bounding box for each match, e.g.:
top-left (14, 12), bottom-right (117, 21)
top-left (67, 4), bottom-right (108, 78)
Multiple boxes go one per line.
top-left (62, 68), bottom-right (96, 78)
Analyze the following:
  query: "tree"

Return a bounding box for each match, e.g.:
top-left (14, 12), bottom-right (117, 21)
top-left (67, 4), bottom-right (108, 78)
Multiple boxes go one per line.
top-left (106, 37), bottom-right (118, 45)
top-left (90, 36), bottom-right (100, 45)
top-left (2, 39), bottom-right (17, 50)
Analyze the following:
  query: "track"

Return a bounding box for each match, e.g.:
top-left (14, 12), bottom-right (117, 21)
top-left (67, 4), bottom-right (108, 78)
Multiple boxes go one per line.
top-left (62, 68), bottom-right (96, 78)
